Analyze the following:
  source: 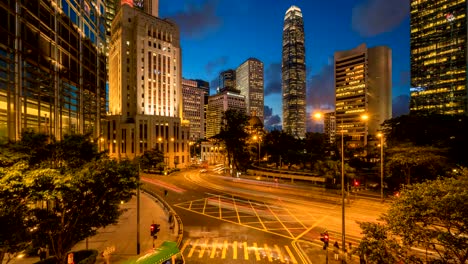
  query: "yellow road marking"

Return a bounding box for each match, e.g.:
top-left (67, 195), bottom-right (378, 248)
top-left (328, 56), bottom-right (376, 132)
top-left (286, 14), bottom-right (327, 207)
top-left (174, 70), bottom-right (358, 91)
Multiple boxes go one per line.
top-left (284, 245), bottom-right (298, 263)
top-left (210, 239), bottom-right (217, 258)
top-left (188, 201), bottom-right (192, 210)
top-left (243, 242), bottom-right (249, 260)
top-left (202, 197), bottom-right (207, 214)
top-left (264, 243), bottom-right (273, 262)
top-left (187, 239), bottom-right (199, 258)
top-left (266, 204), bottom-right (295, 238)
top-left (233, 197), bottom-right (241, 223)
top-left (253, 242), bottom-right (260, 261)
top-left (291, 240), bottom-right (309, 264)
top-left (249, 201), bottom-right (267, 230)
top-left (221, 240), bottom-right (227, 259)
top-left (233, 241), bottom-right (237, 259)
top-left (180, 239), bottom-right (190, 254)
top-left (198, 239), bottom-right (208, 258)
top-left (274, 244), bottom-right (285, 263)
top-left (296, 214), bottom-right (329, 240)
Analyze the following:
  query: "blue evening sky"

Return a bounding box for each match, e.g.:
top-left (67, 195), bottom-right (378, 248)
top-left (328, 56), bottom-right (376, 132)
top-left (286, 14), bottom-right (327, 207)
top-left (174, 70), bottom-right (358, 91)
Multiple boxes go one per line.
top-left (159, 0), bottom-right (410, 126)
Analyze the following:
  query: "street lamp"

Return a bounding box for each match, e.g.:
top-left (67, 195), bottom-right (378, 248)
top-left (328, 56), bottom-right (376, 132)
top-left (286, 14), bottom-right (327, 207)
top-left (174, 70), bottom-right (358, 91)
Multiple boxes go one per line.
top-left (377, 132), bottom-right (385, 202)
top-left (313, 112), bottom-right (346, 259)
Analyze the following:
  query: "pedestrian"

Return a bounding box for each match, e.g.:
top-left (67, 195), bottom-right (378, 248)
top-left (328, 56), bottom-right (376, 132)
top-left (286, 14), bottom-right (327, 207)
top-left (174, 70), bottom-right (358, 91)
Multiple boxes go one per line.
top-left (38, 247), bottom-right (46, 261)
top-left (359, 252), bottom-right (366, 264)
top-left (333, 241), bottom-right (340, 260)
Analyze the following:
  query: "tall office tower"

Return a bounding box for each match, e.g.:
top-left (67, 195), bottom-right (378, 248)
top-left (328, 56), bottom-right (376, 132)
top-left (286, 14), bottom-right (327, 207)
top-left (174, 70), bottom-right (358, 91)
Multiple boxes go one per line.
top-left (410, 0), bottom-right (467, 115)
top-left (206, 90), bottom-right (246, 138)
top-left (218, 69), bottom-right (237, 92)
top-left (105, 3), bottom-right (190, 168)
top-left (192, 79), bottom-right (210, 138)
top-left (236, 58), bottom-right (264, 121)
top-left (282, 5), bottom-right (306, 138)
top-left (0, 0), bottom-right (107, 140)
top-left (182, 78), bottom-right (206, 141)
top-left (334, 44), bottom-right (392, 146)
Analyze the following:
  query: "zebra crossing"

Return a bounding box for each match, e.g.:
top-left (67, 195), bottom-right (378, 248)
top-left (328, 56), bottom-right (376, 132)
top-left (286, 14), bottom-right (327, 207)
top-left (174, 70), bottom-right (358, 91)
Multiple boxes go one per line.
top-left (180, 238), bottom-right (299, 263)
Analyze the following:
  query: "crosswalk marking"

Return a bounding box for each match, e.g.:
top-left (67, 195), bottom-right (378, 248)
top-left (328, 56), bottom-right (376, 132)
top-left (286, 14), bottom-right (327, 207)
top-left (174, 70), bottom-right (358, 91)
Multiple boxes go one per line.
top-left (180, 239), bottom-right (190, 254)
top-left (253, 242), bottom-right (261, 261)
top-left (275, 244), bottom-right (285, 263)
top-left (243, 242), bottom-right (249, 260)
top-left (264, 243), bottom-right (272, 262)
top-left (285, 245), bottom-right (298, 263)
top-left (210, 239), bottom-right (217, 258)
top-left (187, 238), bottom-right (199, 258)
top-left (233, 241), bottom-right (237, 259)
top-left (221, 240), bottom-right (227, 259)
top-left (181, 239), bottom-right (298, 262)
top-left (198, 239), bottom-right (208, 258)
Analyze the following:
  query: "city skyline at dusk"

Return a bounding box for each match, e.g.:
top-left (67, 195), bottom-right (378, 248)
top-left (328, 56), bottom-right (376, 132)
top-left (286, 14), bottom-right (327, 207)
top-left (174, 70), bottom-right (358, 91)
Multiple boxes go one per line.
top-left (158, 0), bottom-right (411, 126)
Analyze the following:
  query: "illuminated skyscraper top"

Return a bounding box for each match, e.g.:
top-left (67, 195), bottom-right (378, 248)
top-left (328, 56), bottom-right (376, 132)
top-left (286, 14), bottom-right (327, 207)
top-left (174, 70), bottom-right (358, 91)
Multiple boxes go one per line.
top-left (282, 5), bottom-right (306, 138)
top-left (410, 0), bottom-right (467, 115)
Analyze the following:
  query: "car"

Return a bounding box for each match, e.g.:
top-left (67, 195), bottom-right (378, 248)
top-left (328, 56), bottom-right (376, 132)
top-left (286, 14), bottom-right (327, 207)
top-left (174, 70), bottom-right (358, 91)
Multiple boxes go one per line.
top-left (200, 169), bottom-right (207, 173)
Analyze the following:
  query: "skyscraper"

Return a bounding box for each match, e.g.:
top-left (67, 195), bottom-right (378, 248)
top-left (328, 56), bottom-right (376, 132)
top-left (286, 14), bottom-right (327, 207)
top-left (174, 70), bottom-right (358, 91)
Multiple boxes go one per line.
top-left (0, 0), bottom-right (107, 140)
top-left (206, 90), bottom-right (245, 138)
top-left (218, 69), bottom-right (237, 92)
top-left (282, 5), bottom-right (306, 138)
top-left (334, 44), bottom-right (392, 145)
top-left (105, 2), bottom-right (189, 168)
top-left (182, 78), bottom-right (206, 141)
top-left (410, 0), bottom-right (467, 115)
top-left (236, 58), bottom-right (264, 121)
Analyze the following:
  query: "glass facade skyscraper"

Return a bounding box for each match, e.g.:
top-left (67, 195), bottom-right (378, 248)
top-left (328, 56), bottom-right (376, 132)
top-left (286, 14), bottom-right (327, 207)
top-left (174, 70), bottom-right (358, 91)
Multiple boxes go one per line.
top-left (410, 0), bottom-right (467, 115)
top-left (0, 0), bottom-right (107, 140)
top-left (282, 5), bottom-right (306, 138)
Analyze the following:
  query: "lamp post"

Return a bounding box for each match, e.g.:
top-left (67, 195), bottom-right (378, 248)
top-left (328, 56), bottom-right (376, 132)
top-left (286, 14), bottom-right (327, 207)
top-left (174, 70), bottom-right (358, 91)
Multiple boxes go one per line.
top-left (314, 112), bottom-right (346, 259)
top-left (377, 132), bottom-right (384, 202)
top-left (339, 117), bottom-right (345, 261)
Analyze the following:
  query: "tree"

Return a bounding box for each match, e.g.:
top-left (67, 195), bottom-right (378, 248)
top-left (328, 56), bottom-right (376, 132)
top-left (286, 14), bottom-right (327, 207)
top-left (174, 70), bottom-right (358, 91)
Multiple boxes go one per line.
top-left (382, 115), bottom-right (468, 167)
top-left (213, 109), bottom-right (250, 174)
top-left (385, 144), bottom-right (449, 189)
top-left (0, 132), bottom-right (139, 264)
top-left (137, 148), bottom-right (164, 172)
top-left (356, 169), bottom-right (468, 263)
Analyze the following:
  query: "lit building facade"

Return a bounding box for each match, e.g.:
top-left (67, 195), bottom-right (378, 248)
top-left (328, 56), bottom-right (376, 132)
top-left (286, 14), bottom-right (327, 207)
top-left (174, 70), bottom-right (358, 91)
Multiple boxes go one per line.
top-left (334, 44), bottom-right (392, 145)
top-left (206, 90), bottom-right (246, 138)
top-left (105, 3), bottom-right (189, 168)
top-left (0, 0), bottom-right (107, 140)
top-left (236, 58), bottom-right (264, 121)
top-left (282, 5), bottom-right (306, 138)
top-left (182, 78), bottom-right (205, 141)
top-left (324, 112), bottom-right (336, 144)
top-left (410, 0), bottom-right (467, 115)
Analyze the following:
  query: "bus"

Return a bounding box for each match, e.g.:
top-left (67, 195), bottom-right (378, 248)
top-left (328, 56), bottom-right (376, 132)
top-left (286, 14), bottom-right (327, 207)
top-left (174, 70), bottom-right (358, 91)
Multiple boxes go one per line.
top-left (134, 241), bottom-right (184, 264)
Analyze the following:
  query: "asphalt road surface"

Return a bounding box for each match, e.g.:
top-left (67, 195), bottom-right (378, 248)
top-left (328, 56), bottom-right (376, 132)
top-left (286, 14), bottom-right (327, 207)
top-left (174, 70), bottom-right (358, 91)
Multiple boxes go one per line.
top-left (142, 168), bottom-right (389, 263)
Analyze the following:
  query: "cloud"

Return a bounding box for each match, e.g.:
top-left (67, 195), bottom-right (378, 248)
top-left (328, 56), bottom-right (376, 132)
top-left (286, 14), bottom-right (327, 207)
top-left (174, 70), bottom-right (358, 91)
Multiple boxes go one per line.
top-left (352, 0), bottom-right (409, 37)
top-left (205, 56), bottom-right (228, 76)
top-left (264, 62), bottom-right (282, 96)
top-left (392, 94), bottom-right (410, 118)
top-left (168, 0), bottom-right (222, 38)
top-left (307, 63), bottom-right (335, 111)
top-left (265, 114), bottom-right (281, 127)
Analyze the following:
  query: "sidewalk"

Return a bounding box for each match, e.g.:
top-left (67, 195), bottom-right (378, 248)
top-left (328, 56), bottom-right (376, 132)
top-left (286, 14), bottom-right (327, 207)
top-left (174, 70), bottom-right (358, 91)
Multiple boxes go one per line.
top-left (9, 192), bottom-right (179, 264)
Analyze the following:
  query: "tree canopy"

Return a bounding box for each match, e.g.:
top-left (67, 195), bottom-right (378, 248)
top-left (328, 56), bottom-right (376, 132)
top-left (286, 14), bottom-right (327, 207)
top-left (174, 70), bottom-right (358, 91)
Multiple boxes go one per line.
top-left (0, 132), bottom-right (138, 264)
top-left (356, 168), bottom-right (468, 263)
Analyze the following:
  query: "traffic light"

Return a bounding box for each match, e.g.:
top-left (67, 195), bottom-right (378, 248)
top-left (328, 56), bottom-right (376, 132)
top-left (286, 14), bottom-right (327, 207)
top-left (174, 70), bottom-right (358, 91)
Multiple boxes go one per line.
top-left (320, 232), bottom-right (329, 249)
top-left (150, 224), bottom-right (160, 237)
